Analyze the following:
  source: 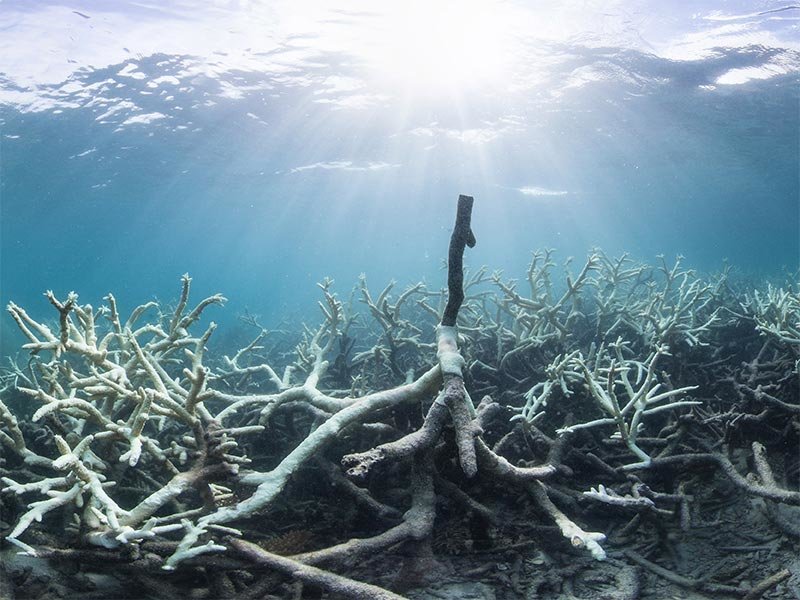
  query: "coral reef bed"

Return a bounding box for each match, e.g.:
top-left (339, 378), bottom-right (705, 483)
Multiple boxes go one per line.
top-left (1, 201), bottom-right (798, 599)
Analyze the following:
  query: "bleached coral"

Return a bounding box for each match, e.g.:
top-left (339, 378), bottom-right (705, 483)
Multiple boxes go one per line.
top-left (2, 275), bottom-right (239, 556)
top-left (1, 247), bottom-right (797, 598)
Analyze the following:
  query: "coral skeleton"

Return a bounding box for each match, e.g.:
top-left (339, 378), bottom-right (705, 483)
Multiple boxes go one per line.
top-left (1, 198), bottom-right (799, 599)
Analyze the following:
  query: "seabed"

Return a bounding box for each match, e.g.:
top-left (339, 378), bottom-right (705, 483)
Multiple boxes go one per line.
top-left (1, 203), bottom-right (798, 599)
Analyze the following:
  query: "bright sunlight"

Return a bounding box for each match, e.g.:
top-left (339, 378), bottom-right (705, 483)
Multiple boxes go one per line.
top-left (363, 0), bottom-right (519, 94)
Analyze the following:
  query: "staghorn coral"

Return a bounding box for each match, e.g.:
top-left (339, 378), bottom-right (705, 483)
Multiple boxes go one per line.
top-left (1, 199), bottom-right (798, 599)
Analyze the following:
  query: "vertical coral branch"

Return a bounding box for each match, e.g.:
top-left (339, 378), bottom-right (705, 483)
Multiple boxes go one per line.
top-left (442, 194), bottom-right (476, 327)
top-left (438, 194), bottom-right (480, 477)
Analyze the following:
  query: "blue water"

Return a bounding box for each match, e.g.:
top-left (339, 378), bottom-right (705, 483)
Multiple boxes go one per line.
top-left (1, 1), bottom-right (798, 355)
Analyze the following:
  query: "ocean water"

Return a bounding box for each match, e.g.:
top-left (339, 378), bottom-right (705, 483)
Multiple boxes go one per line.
top-left (1, 1), bottom-right (797, 356)
top-left (0, 2), bottom-right (799, 597)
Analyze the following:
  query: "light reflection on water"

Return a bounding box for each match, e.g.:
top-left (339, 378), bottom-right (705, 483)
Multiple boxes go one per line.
top-left (0, 0), bottom-right (797, 352)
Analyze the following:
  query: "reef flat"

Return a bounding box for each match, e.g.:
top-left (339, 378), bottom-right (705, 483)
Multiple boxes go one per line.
top-left (1, 200), bottom-right (798, 599)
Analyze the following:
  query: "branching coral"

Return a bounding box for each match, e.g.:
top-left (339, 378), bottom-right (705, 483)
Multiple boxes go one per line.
top-left (516, 339), bottom-right (700, 469)
top-left (1, 198), bottom-right (798, 600)
top-left (2, 275), bottom-right (238, 559)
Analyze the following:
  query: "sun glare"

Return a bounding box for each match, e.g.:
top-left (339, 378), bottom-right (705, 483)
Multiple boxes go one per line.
top-left (365, 1), bottom-right (517, 94)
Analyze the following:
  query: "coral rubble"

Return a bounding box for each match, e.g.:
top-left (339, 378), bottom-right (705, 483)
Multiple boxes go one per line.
top-left (1, 199), bottom-right (798, 599)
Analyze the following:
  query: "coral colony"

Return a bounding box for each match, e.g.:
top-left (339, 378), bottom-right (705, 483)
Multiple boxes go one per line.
top-left (1, 196), bottom-right (797, 598)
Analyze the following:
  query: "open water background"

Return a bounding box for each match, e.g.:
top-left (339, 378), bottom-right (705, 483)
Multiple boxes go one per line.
top-left (0, 0), bottom-right (797, 355)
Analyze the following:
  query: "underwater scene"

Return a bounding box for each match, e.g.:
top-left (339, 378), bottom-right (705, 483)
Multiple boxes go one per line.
top-left (0, 1), bottom-right (799, 599)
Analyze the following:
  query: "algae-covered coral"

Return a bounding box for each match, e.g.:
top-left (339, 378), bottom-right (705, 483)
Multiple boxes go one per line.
top-left (1, 198), bottom-right (798, 599)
